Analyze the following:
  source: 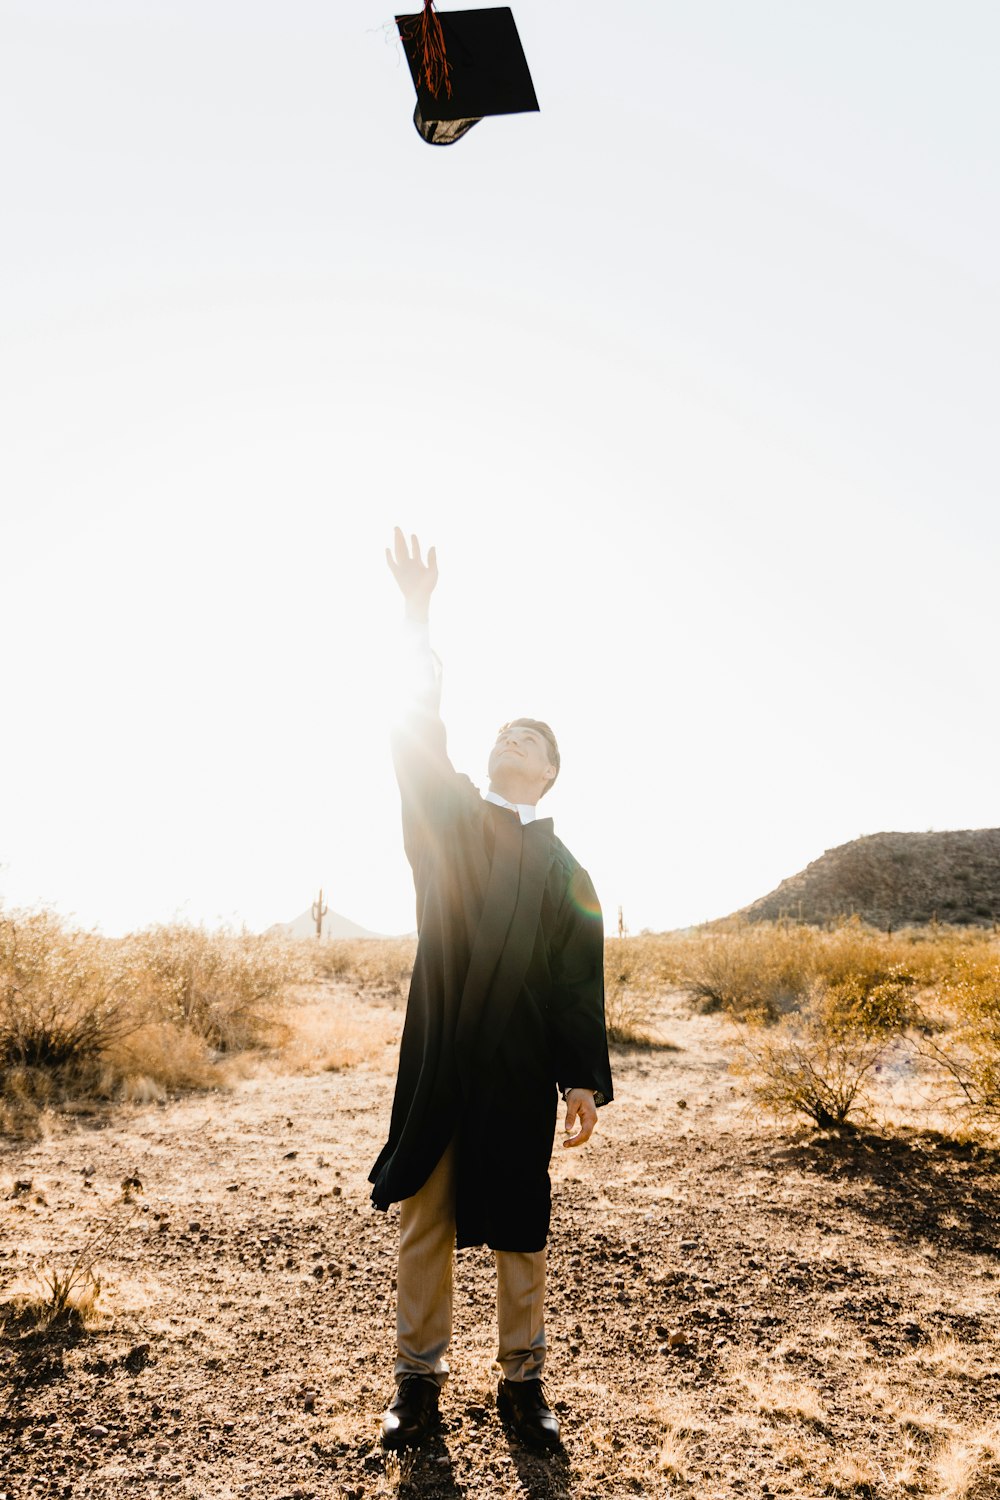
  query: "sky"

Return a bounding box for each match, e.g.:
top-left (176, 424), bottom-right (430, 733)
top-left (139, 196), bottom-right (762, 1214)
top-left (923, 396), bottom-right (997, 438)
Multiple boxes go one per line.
top-left (1, 1), bottom-right (998, 938)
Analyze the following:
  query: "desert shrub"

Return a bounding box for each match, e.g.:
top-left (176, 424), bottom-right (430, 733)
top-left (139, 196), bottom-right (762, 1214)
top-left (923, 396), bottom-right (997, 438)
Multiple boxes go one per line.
top-left (100, 1021), bottom-right (223, 1099)
top-left (916, 951), bottom-right (1000, 1119)
top-left (604, 983), bottom-right (659, 1046)
top-left (0, 912), bottom-right (140, 1071)
top-left (813, 970), bottom-right (920, 1038)
top-left (676, 922), bottom-right (929, 1023)
top-left (302, 940), bottom-right (358, 982)
top-left (277, 990), bottom-right (403, 1074)
top-left (603, 936), bottom-right (682, 1044)
top-left (306, 938), bottom-right (417, 1001)
top-left (717, 935), bottom-right (925, 1127)
top-left (123, 925), bottom-right (305, 1051)
top-left (677, 926), bottom-right (813, 1019)
top-left (733, 995), bottom-right (893, 1129)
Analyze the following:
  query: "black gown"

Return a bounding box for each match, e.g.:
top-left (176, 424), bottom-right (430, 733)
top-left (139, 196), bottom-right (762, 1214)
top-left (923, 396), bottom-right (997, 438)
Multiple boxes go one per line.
top-left (369, 673), bottom-right (613, 1253)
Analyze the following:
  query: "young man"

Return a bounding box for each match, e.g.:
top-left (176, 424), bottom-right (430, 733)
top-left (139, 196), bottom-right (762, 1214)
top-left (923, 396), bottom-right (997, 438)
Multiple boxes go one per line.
top-left (370, 530), bottom-right (613, 1452)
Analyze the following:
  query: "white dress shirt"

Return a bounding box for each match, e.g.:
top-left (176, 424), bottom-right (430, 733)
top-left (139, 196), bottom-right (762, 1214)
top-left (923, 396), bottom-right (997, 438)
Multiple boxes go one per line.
top-left (483, 790), bottom-right (538, 824)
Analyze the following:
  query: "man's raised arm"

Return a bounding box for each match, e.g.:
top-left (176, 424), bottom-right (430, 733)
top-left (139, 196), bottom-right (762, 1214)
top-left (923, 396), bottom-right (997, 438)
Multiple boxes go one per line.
top-left (386, 526), bottom-right (438, 624)
top-left (386, 529), bottom-right (467, 868)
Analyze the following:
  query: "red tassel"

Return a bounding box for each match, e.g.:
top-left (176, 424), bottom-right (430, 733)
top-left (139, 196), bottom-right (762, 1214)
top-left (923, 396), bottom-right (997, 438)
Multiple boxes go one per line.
top-left (416, 0), bottom-right (452, 100)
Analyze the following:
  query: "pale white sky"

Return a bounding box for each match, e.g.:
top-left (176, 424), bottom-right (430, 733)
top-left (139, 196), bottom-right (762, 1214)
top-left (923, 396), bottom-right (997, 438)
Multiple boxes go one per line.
top-left (2, 1), bottom-right (997, 937)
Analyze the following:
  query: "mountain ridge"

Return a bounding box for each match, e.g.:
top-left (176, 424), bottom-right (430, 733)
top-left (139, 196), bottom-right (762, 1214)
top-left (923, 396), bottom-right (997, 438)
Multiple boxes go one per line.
top-left (733, 827), bottom-right (1000, 929)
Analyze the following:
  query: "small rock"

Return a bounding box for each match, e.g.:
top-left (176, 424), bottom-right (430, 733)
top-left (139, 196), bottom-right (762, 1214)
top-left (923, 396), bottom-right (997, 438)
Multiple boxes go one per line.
top-left (677, 1099), bottom-right (688, 1110)
top-left (88, 1426), bottom-right (110, 1440)
top-left (668, 1330), bottom-right (688, 1348)
top-left (283, 1151), bottom-right (298, 1161)
top-left (680, 1239), bottom-right (698, 1251)
top-left (188, 1222), bottom-right (201, 1233)
top-left (226, 1183), bottom-right (240, 1192)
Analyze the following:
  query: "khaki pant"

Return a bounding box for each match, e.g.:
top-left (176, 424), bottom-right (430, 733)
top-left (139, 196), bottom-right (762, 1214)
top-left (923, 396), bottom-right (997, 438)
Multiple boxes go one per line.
top-left (395, 1139), bottom-right (546, 1386)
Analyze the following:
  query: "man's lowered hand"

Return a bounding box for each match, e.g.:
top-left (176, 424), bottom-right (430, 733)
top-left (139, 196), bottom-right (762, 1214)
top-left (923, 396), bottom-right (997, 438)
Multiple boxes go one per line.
top-left (562, 1088), bottom-right (598, 1148)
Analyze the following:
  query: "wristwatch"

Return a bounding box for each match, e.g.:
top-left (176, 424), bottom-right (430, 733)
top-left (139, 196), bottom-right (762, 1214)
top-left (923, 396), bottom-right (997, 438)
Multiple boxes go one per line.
top-left (563, 1087), bottom-right (606, 1106)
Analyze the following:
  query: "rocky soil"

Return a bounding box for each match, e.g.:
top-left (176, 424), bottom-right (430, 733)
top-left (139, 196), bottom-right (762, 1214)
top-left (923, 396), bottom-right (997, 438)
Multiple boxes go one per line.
top-left (2, 988), bottom-right (999, 1499)
top-left (736, 828), bottom-right (1000, 930)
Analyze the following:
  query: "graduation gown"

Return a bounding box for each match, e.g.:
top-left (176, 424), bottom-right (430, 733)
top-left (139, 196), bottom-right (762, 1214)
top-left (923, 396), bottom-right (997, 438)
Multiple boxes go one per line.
top-left (369, 671), bottom-right (613, 1253)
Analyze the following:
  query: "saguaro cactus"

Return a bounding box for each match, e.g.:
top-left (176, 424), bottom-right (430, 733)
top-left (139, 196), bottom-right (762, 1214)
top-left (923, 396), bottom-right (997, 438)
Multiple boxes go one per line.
top-left (311, 889), bottom-right (329, 940)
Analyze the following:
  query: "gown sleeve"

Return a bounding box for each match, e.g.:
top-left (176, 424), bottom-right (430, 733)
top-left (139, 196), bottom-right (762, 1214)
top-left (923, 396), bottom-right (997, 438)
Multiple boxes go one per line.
top-left (390, 620), bottom-right (478, 871)
top-left (547, 866), bottom-right (614, 1103)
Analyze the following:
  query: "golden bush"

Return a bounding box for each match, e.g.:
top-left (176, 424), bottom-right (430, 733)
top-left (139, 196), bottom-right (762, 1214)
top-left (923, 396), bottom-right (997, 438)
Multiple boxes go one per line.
top-left (0, 911), bottom-right (139, 1071)
top-left (917, 949), bottom-right (1000, 1119)
top-left (122, 924), bottom-right (306, 1052)
top-left (0, 910), bottom-right (307, 1119)
top-left (733, 1002), bottom-right (893, 1129)
top-left (300, 937), bottom-right (417, 1001)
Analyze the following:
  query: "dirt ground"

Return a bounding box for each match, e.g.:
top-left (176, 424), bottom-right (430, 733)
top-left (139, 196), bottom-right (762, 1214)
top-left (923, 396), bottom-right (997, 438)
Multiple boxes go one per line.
top-left (2, 987), bottom-right (999, 1500)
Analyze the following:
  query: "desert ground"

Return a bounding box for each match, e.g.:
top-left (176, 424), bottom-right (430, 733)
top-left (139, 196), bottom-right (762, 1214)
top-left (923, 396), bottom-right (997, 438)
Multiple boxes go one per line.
top-left (2, 984), bottom-right (999, 1500)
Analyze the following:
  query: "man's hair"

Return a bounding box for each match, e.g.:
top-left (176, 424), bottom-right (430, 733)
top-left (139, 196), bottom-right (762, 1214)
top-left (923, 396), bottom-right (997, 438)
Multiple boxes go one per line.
top-left (499, 718), bottom-right (560, 797)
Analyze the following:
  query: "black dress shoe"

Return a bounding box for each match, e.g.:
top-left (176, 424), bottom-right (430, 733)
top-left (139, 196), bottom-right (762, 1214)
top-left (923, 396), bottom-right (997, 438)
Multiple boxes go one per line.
top-left (380, 1374), bottom-right (441, 1451)
top-left (496, 1378), bottom-right (561, 1450)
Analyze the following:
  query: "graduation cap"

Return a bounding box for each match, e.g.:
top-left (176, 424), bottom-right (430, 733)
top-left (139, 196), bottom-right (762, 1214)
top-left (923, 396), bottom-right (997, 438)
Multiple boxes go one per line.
top-left (396, 4), bottom-right (539, 146)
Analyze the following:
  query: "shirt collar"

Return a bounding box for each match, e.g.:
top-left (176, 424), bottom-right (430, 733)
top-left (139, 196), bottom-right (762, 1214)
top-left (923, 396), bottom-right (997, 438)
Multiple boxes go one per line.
top-left (484, 789), bottom-right (538, 825)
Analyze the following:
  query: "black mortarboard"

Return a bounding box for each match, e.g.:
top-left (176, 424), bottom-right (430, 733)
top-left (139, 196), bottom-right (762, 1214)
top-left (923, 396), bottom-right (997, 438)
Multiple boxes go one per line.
top-left (395, 5), bottom-right (539, 146)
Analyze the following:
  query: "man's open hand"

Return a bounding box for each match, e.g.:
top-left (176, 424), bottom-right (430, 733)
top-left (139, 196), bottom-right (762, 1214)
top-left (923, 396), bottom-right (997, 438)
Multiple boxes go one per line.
top-left (562, 1088), bottom-right (598, 1149)
top-left (386, 527), bottom-right (438, 622)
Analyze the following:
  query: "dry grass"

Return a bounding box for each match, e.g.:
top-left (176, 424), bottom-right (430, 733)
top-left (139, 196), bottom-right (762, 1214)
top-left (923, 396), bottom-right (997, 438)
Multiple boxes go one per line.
top-left (915, 952), bottom-right (1000, 1120)
top-left (672, 921), bottom-right (943, 1022)
top-left (1, 1181), bottom-right (141, 1333)
top-left (930, 1424), bottom-right (1000, 1499)
top-left (123, 923), bottom-right (306, 1051)
top-left (0, 911), bottom-right (139, 1069)
top-left (274, 990), bottom-right (402, 1074)
top-left (617, 922), bottom-right (1000, 1134)
top-left (725, 1351), bottom-right (828, 1426)
top-left (5, 913), bottom-right (999, 1139)
top-left (648, 1393), bottom-right (705, 1480)
top-left (300, 937), bottom-right (417, 1001)
top-left (0, 909), bottom-right (309, 1125)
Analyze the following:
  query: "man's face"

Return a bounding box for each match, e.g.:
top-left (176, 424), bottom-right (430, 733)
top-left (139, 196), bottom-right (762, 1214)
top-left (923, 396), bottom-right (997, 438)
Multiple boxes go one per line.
top-left (487, 725), bottom-right (556, 797)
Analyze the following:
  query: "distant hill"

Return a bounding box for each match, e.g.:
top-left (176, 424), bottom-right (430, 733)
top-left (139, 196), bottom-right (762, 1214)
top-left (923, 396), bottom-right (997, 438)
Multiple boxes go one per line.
top-left (734, 828), bottom-right (1000, 929)
top-left (267, 908), bottom-right (389, 941)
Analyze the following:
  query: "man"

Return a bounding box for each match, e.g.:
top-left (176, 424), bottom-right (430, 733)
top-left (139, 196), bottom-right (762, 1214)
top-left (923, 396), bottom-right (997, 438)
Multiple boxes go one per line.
top-left (370, 529), bottom-right (613, 1453)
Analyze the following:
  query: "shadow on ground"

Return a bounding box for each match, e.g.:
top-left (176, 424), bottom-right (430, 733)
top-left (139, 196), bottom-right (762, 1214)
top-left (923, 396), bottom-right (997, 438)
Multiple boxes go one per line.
top-left (769, 1128), bottom-right (1000, 1258)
